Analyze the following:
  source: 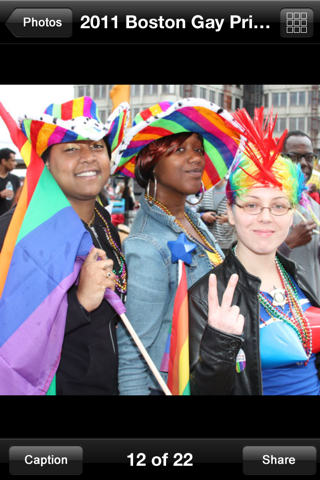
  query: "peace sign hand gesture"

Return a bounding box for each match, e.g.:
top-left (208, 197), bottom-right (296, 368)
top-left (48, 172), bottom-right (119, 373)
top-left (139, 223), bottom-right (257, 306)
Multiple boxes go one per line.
top-left (208, 273), bottom-right (244, 335)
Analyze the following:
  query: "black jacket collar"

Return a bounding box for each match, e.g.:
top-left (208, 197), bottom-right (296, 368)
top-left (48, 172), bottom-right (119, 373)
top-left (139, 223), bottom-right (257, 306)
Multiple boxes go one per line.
top-left (220, 243), bottom-right (320, 306)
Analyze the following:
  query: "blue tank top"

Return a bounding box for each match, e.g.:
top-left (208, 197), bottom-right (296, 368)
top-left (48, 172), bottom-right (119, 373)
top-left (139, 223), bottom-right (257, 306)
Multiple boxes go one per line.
top-left (259, 277), bottom-right (320, 395)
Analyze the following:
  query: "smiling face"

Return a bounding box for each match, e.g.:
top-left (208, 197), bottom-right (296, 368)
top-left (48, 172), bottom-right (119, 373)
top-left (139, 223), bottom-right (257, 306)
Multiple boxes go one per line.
top-left (153, 133), bottom-right (205, 198)
top-left (227, 187), bottom-right (294, 257)
top-left (45, 139), bottom-right (110, 204)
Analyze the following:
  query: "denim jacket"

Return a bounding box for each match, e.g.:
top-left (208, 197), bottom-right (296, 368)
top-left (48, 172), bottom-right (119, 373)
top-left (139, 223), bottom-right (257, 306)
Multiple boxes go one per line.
top-left (117, 193), bottom-right (224, 395)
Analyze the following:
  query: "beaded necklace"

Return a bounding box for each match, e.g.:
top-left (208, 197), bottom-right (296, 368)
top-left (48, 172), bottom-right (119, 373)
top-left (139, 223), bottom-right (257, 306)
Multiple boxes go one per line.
top-left (146, 194), bottom-right (223, 267)
top-left (233, 245), bottom-right (312, 364)
top-left (94, 208), bottom-right (127, 295)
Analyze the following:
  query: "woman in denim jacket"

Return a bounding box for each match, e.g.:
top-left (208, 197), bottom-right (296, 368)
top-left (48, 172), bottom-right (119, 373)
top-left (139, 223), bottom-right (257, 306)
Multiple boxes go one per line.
top-left (113, 99), bottom-right (242, 395)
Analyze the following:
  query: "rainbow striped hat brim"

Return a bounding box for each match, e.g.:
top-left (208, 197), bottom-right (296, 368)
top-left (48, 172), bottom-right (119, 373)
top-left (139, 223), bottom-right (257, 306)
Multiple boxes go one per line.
top-left (112, 98), bottom-right (244, 190)
top-left (19, 96), bottom-right (130, 158)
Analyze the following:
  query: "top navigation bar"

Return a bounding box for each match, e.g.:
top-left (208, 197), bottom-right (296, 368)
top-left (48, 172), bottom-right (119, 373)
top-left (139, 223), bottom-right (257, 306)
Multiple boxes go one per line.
top-left (0, 1), bottom-right (319, 44)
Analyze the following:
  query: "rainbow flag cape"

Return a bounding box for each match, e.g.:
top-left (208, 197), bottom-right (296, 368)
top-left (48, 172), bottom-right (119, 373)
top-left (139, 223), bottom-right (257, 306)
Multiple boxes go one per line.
top-left (0, 103), bottom-right (94, 395)
top-left (167, 261), bottom-right (191, 396)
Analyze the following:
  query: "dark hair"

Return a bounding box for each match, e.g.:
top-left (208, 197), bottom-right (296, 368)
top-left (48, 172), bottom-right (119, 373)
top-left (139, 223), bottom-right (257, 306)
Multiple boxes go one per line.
top-left (41, 145), bottom-right (52, 164)
top-left (0, 148), bottom-right (15, 163)
top-left (283, 131), bottom-right (312, 150)
top-left (135, 132), bottom-right (203, 188)
top-left (103, 137), bottom-right (111, 159)
top-left (41, 137), bottom-right (111, 163)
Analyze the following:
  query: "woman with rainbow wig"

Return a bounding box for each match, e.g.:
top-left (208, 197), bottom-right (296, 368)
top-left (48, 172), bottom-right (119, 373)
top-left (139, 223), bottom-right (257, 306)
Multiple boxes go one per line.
top-left (188, 107), bottom-right (320, 395)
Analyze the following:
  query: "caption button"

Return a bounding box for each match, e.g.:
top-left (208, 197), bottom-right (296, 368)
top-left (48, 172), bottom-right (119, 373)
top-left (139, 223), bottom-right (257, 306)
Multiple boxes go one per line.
top-left (6, 9), bottom-right (72, 38)
top-left (243, 446), bottom-right (317, 475)
top-left (9, 446), bottom-right (83, 475)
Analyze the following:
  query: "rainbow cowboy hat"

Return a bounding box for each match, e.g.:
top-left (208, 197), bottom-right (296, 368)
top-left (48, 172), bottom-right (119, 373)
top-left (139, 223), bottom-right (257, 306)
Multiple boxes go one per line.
top-left (18, 96), bottom-right (130, 158)
top-left (112, 98), bottom-right (244, 190)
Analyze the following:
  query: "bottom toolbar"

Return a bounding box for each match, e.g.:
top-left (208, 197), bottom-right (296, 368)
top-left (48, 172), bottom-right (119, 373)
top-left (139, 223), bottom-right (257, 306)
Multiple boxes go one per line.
top-left (0, 438), bottom-right (318, 476)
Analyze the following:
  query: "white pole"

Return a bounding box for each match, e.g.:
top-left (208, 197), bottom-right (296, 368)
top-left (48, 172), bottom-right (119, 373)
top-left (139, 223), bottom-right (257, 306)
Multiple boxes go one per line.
top-left (120, 313), bottom-right (172, 396)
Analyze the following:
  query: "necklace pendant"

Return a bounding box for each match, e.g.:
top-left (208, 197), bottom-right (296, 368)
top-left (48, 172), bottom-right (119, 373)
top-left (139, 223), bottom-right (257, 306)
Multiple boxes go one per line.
top-left (270, 286), bottom-right (287, 309)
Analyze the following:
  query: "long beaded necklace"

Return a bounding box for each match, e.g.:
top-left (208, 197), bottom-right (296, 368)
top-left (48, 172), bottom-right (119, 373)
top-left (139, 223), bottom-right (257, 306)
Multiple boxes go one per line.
top-left (274, 258), bottom-right (312, 362)
top-left (146, 194), bottom-right (223, 267)
top-left (233, 245), bottom-right (312, 364)
top-left (94, 208), bottom-right (127, 295)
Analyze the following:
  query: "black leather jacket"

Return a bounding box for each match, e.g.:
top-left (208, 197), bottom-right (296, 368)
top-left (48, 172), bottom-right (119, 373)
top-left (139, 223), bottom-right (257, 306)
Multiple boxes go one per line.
top-left (188, 247), bottom-right (320, 395)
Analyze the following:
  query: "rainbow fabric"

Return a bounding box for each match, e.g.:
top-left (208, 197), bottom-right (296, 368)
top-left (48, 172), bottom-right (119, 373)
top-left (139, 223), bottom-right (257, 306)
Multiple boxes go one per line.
top-left (0, 103), bottom-right (94, 395)
top-left (19, 96), bottom-right (129, 157)
top-left (166, 262), bottom-right (191, 396)
top-left (113, 98), bottom-right (243, 190)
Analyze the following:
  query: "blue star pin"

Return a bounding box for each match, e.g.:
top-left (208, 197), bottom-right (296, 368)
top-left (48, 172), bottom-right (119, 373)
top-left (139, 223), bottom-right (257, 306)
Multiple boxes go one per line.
top-left (168, 233), bottom-right (197, 264)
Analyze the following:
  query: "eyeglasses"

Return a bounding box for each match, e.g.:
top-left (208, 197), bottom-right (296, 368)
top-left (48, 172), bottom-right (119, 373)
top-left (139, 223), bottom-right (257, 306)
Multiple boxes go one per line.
top-left (283, 152), bottom-right (318, 164)
top-left (234, 202), bottom-right (293, 216)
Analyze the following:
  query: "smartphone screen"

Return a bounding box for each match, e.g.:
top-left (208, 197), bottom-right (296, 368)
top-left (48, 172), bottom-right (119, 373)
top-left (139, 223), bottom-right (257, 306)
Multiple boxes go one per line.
top-left (0, 0), bottom-right (319, 477)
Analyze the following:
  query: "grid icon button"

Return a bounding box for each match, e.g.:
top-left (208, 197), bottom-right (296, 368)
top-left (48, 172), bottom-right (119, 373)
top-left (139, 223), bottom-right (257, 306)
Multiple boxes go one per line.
top-left (281, 9), bottom-right (313, 37)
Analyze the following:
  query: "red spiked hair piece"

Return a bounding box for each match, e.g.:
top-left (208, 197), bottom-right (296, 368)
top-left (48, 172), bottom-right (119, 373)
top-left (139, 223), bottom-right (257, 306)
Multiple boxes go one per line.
top-left (229, 107), bottom-right (288, 189)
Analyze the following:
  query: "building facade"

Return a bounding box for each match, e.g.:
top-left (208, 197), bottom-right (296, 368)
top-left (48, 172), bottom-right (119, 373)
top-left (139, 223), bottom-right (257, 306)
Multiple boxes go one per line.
top-left (263, 85), bottom-right (320, 156)
top-left (74, 83), bottom-right (320, 156)
top-left (74, 84), bottom-right (244, 122)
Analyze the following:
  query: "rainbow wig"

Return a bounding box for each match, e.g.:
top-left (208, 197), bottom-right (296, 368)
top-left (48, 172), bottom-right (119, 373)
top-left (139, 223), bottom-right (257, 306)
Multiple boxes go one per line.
top-left (227, 149), bottom-right (307, 207)
top-left (225, 107), bottom-right (319, 224)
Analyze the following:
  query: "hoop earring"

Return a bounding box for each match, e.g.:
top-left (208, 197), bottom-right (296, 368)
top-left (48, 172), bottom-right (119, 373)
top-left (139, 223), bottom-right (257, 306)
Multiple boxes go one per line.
top-left (185, 181), bottom-right (205, 206)
top-left (146, 175), bottom-right (157, 206)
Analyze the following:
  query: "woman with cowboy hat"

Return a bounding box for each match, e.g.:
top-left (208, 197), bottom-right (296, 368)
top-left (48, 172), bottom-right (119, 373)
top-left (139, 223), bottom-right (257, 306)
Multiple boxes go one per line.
top-left (0, 96), bottom-right (129, 395)
top-left (112, 98), bottom-right (242, 395)
top-left (188, 107), bottom-right (320, 395)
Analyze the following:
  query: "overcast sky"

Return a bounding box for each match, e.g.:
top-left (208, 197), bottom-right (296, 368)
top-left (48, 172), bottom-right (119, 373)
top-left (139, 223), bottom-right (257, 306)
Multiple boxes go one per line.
top-left (0, 85), bottom-right (74, 149)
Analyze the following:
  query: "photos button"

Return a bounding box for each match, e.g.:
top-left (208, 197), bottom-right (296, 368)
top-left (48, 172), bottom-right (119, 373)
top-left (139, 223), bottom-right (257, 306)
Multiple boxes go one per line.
top-left (6, 9), bottom-right (72, 38)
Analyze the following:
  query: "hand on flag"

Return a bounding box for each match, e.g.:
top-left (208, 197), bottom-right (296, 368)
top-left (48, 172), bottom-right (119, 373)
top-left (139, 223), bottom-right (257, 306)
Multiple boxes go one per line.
top-left (77, 248), bottom-right (116, 312)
